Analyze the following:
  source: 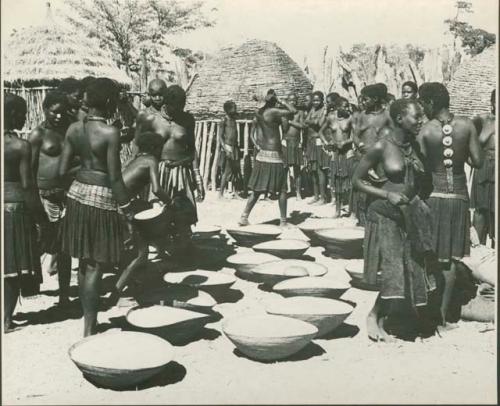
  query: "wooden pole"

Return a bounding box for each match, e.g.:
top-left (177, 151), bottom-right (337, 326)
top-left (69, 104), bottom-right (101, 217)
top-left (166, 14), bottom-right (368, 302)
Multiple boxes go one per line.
top-left (199, 121), bottom-right (209, 178)
top-left (195, 121), bottom-right (203, 154)
top-left (203, 121), bottom-right (216, 191)
top-left (211, 122), bottom-right (221, 191)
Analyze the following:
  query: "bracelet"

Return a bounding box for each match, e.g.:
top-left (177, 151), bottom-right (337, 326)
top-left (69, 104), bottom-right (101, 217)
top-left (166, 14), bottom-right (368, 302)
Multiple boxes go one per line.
top-left (119, 201), bottom-right (132, 210)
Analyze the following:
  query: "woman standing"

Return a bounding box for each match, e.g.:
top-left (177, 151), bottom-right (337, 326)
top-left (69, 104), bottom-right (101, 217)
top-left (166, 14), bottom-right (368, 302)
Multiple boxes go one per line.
top-left (59, 78), bottom-right (131, 337)
top-left (353, 99), bottom-right (434, 342)
top-left (29, 91), bottom-right (72, 306)
top-left (4, 94), bottom-right (48, 331)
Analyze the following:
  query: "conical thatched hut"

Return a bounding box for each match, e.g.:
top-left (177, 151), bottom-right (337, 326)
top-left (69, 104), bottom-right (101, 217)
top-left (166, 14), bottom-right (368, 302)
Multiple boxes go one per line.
top-left (3, 3), bottom-right (132, 131)
top-left (449, 46), bottom-right (497, 118)
top-left (186, 39), bottom-right (312, 192)
top-left (186, 39), bottom-right (313, 119)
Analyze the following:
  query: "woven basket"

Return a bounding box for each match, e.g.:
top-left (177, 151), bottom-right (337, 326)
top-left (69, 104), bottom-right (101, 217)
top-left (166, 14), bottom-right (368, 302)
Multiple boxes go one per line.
top-left (344, 260), bottom-right (364, 281)
top-left (163, 270), bottom-right (236, 296)
top-left (226, 224), bottom-right (282, 247)
top-left (252, 239), bottom-right (310, 259)
top-left (192, 225), bottom-right (222, 239)
top-left (265, 297), bottom-right (354, 337)
top-left (223, 315), bottom-right (317, 361)
top-left (226, 252), bottom-right (280, 281)
top-left (273, 276), bottom-right (350, 299)
top-left (252, 260), bottom-right (327, 286)
top-left (68, 331), bottom-right (173, 388)
top-left (314, 227), bottom-right (364, 259)
top-left (298, 218), bottom-right (357, 242)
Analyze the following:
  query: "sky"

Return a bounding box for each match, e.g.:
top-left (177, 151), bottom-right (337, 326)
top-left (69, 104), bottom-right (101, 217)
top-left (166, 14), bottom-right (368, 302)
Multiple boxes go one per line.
top-left (2, 0), bottom-right (498, 70)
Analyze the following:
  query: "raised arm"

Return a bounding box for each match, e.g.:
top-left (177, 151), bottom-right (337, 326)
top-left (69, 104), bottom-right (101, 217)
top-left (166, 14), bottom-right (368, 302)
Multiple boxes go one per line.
top-left (106, 127), bottom-right (130, 205)
top-left (467, 118), bottom-right (483, 169)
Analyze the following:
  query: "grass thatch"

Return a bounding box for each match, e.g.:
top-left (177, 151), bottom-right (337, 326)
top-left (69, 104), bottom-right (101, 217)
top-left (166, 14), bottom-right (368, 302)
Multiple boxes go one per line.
top-left (449, 46), bottom-right (497, 118)
top-left (3, 7), bottom-right (132, 88)
top-left (186, 39), bottom-right (313, 119)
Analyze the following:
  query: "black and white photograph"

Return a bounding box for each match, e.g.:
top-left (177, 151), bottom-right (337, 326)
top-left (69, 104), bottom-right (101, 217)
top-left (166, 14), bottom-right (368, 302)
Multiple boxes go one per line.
top-left (1, 0), bottom-right (498, 404)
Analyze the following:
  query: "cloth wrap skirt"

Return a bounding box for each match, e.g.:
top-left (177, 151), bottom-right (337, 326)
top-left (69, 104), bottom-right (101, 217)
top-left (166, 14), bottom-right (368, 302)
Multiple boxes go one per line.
top-left (426, 172), bottom-right (470, 262)
top-left (282, 138), bottom-right (303, 166)
top-left (60, 180), bottom-right (124, 264)
top-left (4, 182), bottom-right (42, 296)
top-left (364, 195), bottom-right (435, 307)
top-left (248, 149), bottom-right (287, 194)
top-left (38, 185), bottom-right (66, 254)
top-left (330, 148), bottom-right (354, 195)
top-left (158, 160), bottom-right (198, 229)
top-left (471, 150), bottom-right (495, 237)
top-left (306, 136), bottom-right (330, 170)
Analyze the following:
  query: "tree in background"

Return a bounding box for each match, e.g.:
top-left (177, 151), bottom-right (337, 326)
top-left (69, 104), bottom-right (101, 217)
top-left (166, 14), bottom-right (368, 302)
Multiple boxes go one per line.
top-left (65, 0), bottom-right (216, 87)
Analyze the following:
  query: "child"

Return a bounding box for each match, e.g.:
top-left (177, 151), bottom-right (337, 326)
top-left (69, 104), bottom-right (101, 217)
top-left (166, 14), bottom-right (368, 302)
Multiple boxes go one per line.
top-left (115, 131), bottom-right (172, 293)
top-left (218, 100), bottom-right (244, 198)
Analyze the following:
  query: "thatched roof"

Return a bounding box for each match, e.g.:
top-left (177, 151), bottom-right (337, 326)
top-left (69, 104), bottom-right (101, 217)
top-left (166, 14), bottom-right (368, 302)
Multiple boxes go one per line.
top-left (3, 4), bottom-right (132, 88)
top-left (449, 46), bottom-right (496, 118)
top-left (186, 39), bottom-right (313, 119)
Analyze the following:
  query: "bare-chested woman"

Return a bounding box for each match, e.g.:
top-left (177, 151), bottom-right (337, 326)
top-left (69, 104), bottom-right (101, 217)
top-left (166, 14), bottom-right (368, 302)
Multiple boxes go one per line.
top-left (320, 97), bottom-right (354, 218)
top-left (4, 94), bottom-right (48, 331)
top-left (471, 89), bottom-right (496, 245)
top-left (29, 91), bottom-right (73, 306)
top-left (304, 91), bottom-right (329, 204)
top-left (59, 78), bottom-right (131, 337)
top-left (281, 93), bottom-right (305, 200)
top-left (58, 78), bottom-right (85, 124)
top-left (401, 81), bottom-right (418, 100)
top-left (353, 98), bottom-right (434, 342)
top-left (239, 89), bottom-right (296, 226)
top-left (417, 82), bottom-right (482, 330)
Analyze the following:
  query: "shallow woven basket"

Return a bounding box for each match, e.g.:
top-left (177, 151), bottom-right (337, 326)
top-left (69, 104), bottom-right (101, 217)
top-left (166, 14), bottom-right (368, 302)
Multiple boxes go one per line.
top-left (68, 331), bottom-right (173, 389)
top-left (226, 252), bottom-right (280, 281)
top-left (223, 315), bottom-right (318, 361)
top-left (252, 239), bottom-right (310, 259)
top-left (163, 270), bottom-right (236, 296)
top-left (265, 297), bottom-right (354, 337)
top-left (314, 227), bottom-right (364, 259)
top-left (126, 305), bottom-right (211, 343)
top-left (298, 218), bottom-right (356, 241)
top-left (251, 259), bottom-right (327, 286)
top-left (226, 225), bottom-right (282, 247)
top-left (273, 276), bottom-right (350, 299)
top-left (135, 285), bottom-right (216, 314)
top-left (192, 225), bottom-right (222, 239)
top-left (344, 260), bottom-right (364, 281)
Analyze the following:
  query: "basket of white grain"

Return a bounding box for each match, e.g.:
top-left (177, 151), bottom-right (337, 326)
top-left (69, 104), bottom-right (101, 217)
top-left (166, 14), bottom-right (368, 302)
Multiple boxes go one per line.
top-left (68, 331), bottom-right (173, 389)
top-left (298, 218), bottom-right (356, 243)
top-left (252, 239), bottom-right (310, 259)
top-left (134, 205), bottom-right (172, 241)
top-left (344, 260), bottom-right (364, 281)
top-left (226, 224), bottom-right (282, 247)
top-left (265, 297), bottom-right (354, 337)
top-left (135, 285), bottom-right (216, 314)
top-left (226, 252), bottom-right (280, 281)
top-left (126, 305), bottom-right (211, 343)
top-left (163, 270), bottom-right (236, 297)
top-left (251, 259), bottom-right (327, 286)
top-left (314, 227), bottom-right (364, 259)
top-left (192, 225), bottom-right (222, 239)
top-left (273, 276), bottom-right (350, 299)
top-left (223, 314), bottom-right (318, 361)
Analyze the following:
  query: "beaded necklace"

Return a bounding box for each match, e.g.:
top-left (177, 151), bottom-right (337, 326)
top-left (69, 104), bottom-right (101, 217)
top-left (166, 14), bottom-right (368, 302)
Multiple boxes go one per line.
top-left (86, 115), bottom-right (107, 123)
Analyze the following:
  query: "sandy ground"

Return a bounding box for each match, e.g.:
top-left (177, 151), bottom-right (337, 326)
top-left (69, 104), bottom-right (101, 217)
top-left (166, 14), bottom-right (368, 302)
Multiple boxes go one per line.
top-left (2, 192), bottom-right (497, 405)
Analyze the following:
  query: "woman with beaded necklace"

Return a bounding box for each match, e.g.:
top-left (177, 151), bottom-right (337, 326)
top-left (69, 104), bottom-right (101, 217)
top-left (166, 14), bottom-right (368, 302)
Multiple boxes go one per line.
top-left (353, 98), bottom-right (434, 342)
top-left (417, 82), bottom-right (482, 331)
top-left (59, 78), bottom-right (132, 337)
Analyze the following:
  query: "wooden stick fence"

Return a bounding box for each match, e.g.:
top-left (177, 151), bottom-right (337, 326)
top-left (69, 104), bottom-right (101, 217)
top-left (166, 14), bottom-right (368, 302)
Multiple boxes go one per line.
top-left (194, 119), bottom-right (254, 191)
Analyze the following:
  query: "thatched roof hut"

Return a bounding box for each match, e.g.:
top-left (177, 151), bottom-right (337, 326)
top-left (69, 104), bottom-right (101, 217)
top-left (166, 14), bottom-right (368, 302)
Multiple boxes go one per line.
top-left (3, 3), bottom-right (131, 88)
top-left (186, 39), bottom-right (313, 119)
top-left (449, 46), bottom-right (496, 118)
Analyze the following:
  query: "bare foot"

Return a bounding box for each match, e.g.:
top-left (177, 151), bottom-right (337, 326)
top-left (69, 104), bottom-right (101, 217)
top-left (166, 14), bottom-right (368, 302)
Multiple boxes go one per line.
top-left (367, 313), bottom-right (382, 342)
top-left (48, 256), bottom-right (58, 276)
top-left (436, 322), bottom-right (459, 336)
top-left (238, 216), bottom-right (249, 226)
top-left (311, 199), bottom-right (326, 206)
top-left (307, 197), bottom-right (319, 205)
top-left (377, 317), bottom-right (396, 343)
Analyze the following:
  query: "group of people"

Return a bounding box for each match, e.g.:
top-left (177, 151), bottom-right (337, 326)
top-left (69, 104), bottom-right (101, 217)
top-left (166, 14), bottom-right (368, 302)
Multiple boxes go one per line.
top-left (3, 73), bottom-right (496, 343)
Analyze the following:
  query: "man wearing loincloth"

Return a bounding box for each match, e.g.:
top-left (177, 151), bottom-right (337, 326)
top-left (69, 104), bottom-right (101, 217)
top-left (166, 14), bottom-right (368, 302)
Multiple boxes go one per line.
top-left (471, 89), bottom-right (496, 246)
top-left (417, 82), bottom-right (482, 330)
top-left (239, 89), bottom-right (297, 227)
top-left (218, 100), bottom-right (244, 199)
top-left (320, 97), bottom-right (355, 218)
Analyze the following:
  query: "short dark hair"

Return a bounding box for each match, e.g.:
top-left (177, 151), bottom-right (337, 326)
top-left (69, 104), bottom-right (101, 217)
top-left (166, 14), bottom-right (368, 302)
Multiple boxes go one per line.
top-left (136, 131), bottom-right (164, 154)
top-left (386, 93), bottom-right (396, 102)
top-left (223, 100), bottom-right (236, 114)
top-left (389, 98), bottom-right (418, 123)
top-left (4, 93), bottom-right (27, 128)
top-left (312, 91), bottom-right (324, 101)
top-left (42, 91), bottom-right (68, 110)
top-left (86, 78), bottom-right (120, 110)
top-left (80, 76), bottom-right (97, 91)
top-left (402, 81), bottom-right (418, 94)
top-left (58, 78), bottom-right (82, 95)
top-left (164, 85), bottom-right (186, 109)
top-left (326, 92), bottom-right (340, 101)
top-left (361, 83), bottom-right (387, 100)
top-left (418, 82), bottom-right (450, 110)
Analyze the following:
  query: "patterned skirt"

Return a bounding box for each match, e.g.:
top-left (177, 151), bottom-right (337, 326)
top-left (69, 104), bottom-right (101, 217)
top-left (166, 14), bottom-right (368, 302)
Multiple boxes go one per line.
top-left (471, 153), bottom-right (495, 213)
top-left (426, 173), bottom-right (470, 262)
top-left (39, 188), bottom-right (66, 254)
top-left (60, 180), bottom-right (124, 264)
top-left (158, 161), bottom-right (198, 228)
top-left (248, 150), bottom-right (287, 194)
top-left (306, 137), bottom-right (330, 169)
top-left (330, 151), bottom-right (354, 194)
top-left (283, 140), bottom-right (303, 166)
